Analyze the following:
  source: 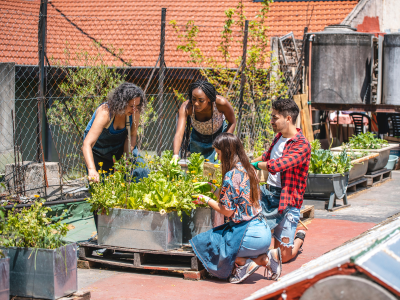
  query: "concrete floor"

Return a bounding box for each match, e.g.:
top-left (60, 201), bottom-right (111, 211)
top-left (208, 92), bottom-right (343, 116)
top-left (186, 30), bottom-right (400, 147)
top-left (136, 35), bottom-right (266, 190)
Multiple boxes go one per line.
top-left (77, 171), bottom-right (400, 300)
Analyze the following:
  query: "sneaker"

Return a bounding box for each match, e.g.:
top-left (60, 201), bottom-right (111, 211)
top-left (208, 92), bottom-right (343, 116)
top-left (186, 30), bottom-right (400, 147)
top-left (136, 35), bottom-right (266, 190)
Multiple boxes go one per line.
top-left (264, 248), bottom-right (282, 280)
top-left (229, 259), bottom-right (260, 284)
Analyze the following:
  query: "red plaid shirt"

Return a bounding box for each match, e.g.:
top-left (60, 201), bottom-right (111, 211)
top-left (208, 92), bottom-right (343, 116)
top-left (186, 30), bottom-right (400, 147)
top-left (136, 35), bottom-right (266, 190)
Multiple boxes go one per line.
top-left (262, 129), bottom-right (311, 213)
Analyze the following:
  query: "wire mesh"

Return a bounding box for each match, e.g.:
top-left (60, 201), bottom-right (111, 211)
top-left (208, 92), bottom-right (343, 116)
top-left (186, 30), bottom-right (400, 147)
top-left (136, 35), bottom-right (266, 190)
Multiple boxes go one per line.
top-left (0, 4), bottom-right (289, 202)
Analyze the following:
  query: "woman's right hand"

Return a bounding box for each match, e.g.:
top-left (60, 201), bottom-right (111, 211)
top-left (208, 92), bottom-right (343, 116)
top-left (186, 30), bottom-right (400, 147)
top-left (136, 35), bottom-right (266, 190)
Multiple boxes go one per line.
top-left (88, 168), bottom-right (100, 183)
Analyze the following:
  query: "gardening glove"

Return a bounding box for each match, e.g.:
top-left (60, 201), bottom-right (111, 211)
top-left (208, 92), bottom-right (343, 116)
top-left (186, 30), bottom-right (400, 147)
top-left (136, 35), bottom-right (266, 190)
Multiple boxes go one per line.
top-left (208, 182), bottom-right (220, 195)
top-left (170, 155), bottom-right (180, 166)
top-left (251, 161), bottom-right (261, 171)
top-left (191, 194), bottom-right (212, 205)
top-left (214, 152), bottom-right (219, 162)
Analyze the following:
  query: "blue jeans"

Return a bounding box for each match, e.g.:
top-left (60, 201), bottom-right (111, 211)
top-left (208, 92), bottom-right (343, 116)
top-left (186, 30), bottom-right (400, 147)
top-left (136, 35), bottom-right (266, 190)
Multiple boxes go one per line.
top-left (237, 217), bottom-right (271, 258)
top-left (260, 185), bottom-right (301, 248)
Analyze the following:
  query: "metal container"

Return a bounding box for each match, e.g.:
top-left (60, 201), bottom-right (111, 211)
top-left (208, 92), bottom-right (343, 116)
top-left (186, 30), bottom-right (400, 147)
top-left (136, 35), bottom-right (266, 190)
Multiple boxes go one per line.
top-left (305, 173), bottom-right (349, 199)
top-left (382, 34), bottom-right (400, 105)
top-left (0, 257), bottom-right (9, 300)
top-left (98, 208), bottom-right (182, 251)
top-left (307, 25), bottom-right (373, 104)
top-left (4, 243), bottom-right (77, 300)
top-left (182, 207), bottom-right (224, 244)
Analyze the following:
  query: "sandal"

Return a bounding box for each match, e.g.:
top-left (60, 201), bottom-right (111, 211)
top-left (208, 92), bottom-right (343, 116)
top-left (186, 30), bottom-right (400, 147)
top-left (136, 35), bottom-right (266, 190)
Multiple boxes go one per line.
top-left (263, 248), bottom-right (282, 281)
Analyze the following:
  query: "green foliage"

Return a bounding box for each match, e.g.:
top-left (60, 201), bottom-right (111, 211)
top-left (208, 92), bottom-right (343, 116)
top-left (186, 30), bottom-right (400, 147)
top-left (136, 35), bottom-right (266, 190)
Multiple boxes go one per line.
top-left (48, 41), bottom-right (126, 135)
top-left (347, 132), bottom-right (389, 150)
top-left (0, 201), bottom-right (69, 249)
top-left (309, 140), bottom-right (352, 174)
top-left (87, 151), bottom-right (218, 218)
top-left (170, 0), bottom-right (287, 153)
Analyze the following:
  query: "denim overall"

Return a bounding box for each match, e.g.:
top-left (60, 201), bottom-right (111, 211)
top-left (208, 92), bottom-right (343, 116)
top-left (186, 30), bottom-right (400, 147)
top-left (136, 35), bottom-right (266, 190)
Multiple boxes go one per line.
top-left (189, 120), bottom-right (228, 162)
top-left (83, 104), bottom-right (149, 181)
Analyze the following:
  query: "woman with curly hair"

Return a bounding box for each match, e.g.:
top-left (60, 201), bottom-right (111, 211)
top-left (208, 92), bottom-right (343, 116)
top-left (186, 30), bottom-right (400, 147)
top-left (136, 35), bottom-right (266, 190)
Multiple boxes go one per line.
top-left (172, 80), bottom-right (236, 163)
top-left (82, 82), bottom-right (149, 183)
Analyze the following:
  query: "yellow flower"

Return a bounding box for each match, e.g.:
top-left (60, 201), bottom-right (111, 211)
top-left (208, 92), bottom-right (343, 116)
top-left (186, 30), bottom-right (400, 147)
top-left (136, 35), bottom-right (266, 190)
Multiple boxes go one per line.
top-left (208, 173), bottom-right (212, 176)
top-left (191, 171), bottom-right (196, 174)
top-left (205, 159), bottom-right (209, 162)
top-left (216, 184), bottom-right (220, 187)
top-left (110, 175), bottom-right (113, 178)
top-left (121, 183), bottom-right (125, 187)
top-left (109, 168), bottom-right (113, 171)
top-left (172, 179), bottom-right (175, 182)
top-left (214, 164), bottom-right (220, 168)
top-left (98, 162), bottom-right (103, 167)
top-left (38, 203), bottom-right (43, 206)
top-left (212, 179), bottom-right (217, 184)
top-left (192, 179), bottom-right (198, 183)
top-left (103, 170), bottom-right (107, 174)
top-left (149, 161), bottom-right (153, 164)
top-left (34, 194), bottom-right (40, 198)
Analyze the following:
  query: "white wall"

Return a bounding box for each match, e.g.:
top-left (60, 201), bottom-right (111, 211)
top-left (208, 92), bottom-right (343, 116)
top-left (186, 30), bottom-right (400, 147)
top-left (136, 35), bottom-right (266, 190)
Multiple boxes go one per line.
top-left (342, 0), bottom-right (400, 33)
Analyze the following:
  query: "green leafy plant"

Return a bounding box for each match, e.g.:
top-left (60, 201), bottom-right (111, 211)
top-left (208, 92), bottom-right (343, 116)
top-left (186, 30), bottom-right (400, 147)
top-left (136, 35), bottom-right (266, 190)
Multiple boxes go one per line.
top-left (347, 132), bottom-right (388, 150)
top-left (309, 140), bottom-right (352, 174)
top-left (87, 151), bottom-right (218, 218)
top-left (169, 0), bottom-right (287, 153)
top-left (0, 201), bottom-right (69, 249)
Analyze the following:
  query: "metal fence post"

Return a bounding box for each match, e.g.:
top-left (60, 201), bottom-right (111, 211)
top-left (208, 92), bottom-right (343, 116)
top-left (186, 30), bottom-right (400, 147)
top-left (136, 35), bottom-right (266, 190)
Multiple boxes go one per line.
top-left (156, 8), bottom-right (167, 156)
top-left (38, 0), bottom-right (49, 195)
top-left (236, 20), bottom-right (249, 138)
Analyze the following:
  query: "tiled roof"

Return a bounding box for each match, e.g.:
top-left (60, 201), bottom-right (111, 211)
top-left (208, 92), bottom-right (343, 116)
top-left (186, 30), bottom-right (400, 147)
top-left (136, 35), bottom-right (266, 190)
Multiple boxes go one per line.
top-left (0, 0), bottom-right (358, 68)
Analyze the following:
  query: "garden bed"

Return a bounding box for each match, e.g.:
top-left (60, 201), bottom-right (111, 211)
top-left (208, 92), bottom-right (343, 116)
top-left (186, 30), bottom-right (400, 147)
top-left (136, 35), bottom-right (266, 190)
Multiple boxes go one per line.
top-left (5, 243), bottom-right (77, 300)
top-left (0, 256), bottom-right (9, 300)
top-left (98, 208), bottom-right (182, 251)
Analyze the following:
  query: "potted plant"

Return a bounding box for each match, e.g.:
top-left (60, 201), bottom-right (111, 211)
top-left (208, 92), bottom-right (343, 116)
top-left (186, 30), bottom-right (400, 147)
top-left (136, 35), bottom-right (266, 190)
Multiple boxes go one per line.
top-left (331, 132), bottom-right (399, 172)
top-left (306, 140), bottom-right (352, 210)
top-left (0, 249), bottom-right (9, 300)
top-left (0, 201), bottom-right (77, 300)
top-left (88, 151), bottom-right (221, 251)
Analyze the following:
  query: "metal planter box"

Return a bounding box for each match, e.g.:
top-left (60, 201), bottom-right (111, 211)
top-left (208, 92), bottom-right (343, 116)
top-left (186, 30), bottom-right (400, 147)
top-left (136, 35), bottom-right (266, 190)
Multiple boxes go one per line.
top-left (4, 243), bottom-right (77, 300)
top-left (0, 257), bottom-right (9, 300)
top-left (182, 207), bottom-right (224, 244)
top-left (98, 208), bottom-right (182, 251)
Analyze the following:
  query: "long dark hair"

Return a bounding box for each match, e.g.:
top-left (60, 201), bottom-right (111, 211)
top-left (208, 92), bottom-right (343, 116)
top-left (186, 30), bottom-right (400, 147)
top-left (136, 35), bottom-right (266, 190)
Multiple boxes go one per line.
top-left (181, 80), bottom-right (217, 159)
top-left (213, 133), bottom-right (260, 207)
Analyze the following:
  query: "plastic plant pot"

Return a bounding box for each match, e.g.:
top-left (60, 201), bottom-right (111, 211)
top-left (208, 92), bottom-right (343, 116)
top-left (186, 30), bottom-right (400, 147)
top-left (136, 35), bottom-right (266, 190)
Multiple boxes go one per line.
top-left (385, 155), bottom-right (399, 170)
top-left (0, 256), bottom-right (9, 300)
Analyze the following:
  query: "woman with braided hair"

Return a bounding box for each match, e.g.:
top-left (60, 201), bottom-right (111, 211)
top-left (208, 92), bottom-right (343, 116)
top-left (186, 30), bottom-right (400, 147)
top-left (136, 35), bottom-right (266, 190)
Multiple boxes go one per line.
top-left (172, 80), bottom-right (236, 163)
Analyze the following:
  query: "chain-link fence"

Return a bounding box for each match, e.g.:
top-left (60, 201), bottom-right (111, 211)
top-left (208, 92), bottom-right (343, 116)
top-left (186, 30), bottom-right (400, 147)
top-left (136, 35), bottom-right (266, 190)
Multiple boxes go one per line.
top-left (0, 3), bottom-right (289, 202)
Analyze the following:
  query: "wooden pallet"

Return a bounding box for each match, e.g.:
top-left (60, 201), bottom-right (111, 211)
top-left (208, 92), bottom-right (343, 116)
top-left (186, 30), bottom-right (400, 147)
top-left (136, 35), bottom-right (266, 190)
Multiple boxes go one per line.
top-left (364, 169), bottom-right (392, 187)
top-left (347, 177), bottom-right (368, 193)
top-left (12, 291), bottom-right (91, 300)
top-left (298, 205), bottom-right (314, 228)
top-left (78, 242), bottom-right (206, 280)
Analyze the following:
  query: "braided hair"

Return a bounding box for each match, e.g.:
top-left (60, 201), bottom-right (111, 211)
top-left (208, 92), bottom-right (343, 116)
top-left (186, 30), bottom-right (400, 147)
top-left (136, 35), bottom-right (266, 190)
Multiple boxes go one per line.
top-left (181, 80), bottom-right (218, 159)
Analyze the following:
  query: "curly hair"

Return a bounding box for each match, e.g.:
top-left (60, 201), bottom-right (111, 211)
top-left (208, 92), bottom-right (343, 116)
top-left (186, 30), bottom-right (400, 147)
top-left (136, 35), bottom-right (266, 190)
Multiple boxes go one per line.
top-left (272, 98), bottom-right (300, 124)
top-left (107, 82), bottom-right (145, 115)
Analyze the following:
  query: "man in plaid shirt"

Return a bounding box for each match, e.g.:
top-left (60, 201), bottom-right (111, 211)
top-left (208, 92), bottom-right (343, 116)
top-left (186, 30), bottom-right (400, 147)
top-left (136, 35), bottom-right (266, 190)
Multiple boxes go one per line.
top-left (251, 98), bottom-right (311, 263)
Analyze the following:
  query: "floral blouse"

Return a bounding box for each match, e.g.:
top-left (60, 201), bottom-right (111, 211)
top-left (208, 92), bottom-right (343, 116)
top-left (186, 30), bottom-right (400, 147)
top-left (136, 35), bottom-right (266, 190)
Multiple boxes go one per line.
top-left (219, 162), bottom-right (261, 223)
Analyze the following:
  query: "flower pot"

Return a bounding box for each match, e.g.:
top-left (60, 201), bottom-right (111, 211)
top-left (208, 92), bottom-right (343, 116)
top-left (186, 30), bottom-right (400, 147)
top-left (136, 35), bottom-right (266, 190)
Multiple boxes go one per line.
top-left (0, 257), bottom-right (9, 300)
top-left (3, 243), bottom-right (77, 300)
top-left (98, 208), bottom-right (182, 251)
top-left (331, 144), bottom-right (398, 173)
top-left (305, 173), bottom-right (349, 210)
top-left (182, 207), bottom-right (224, 244)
